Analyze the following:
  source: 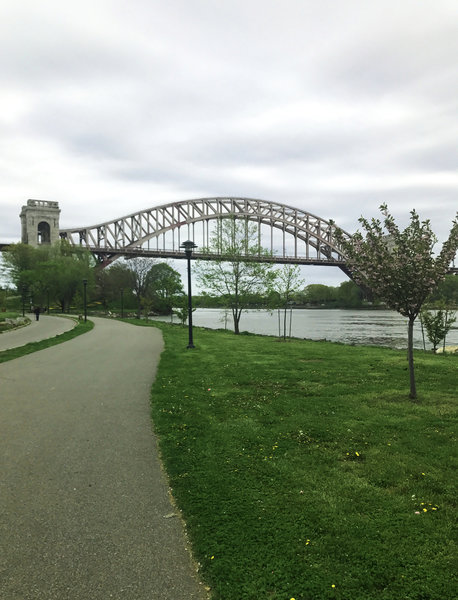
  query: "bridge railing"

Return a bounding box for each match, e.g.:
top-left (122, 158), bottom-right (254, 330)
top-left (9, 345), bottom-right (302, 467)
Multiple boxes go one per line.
top-left (84, 245), bottom-right (348, 266)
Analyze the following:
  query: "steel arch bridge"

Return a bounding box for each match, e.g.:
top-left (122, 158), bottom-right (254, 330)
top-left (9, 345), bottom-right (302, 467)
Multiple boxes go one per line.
top-left (59, 197), bottom-right (352, 272)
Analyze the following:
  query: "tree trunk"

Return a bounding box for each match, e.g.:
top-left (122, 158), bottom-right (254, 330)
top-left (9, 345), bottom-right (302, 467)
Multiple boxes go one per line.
top-left (443, 311), bottom-right (448, 353)
top-left (232, 308), bottom-right (240, 334)
top-left (408, 316), bottom-right (417, 400)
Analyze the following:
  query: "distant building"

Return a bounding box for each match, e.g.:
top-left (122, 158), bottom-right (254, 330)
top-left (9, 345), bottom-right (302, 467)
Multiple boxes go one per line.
top-left (20, 199), bottom-right (61, 246)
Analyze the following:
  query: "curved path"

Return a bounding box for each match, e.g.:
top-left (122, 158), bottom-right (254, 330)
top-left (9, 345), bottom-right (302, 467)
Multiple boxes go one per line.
top-left (0, 317), bottom-right (207, 600)
top-left (0, 314), bottom-right (75, 352)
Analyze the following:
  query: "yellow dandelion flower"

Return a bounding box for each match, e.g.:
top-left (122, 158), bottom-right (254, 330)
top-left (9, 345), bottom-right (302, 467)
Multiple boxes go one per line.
top-left (331, 584), bottom-right (336, 588)
top-left (423, 508), bottom-right (427, 512)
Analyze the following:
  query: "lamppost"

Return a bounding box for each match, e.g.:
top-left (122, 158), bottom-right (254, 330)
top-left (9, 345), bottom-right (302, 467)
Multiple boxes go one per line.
top-left (120, 287), bottom-right (124, 319)
top-left (22, 285), bottom-right (27, 317)
top-left (83, 279), bottom-right (87, 322)
top-left (180, 240), bottom-right (197, 348)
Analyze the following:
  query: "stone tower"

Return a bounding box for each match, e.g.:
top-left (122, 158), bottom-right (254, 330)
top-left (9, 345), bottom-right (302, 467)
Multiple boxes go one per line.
top-left (20, 199), bottom-right (61, 246)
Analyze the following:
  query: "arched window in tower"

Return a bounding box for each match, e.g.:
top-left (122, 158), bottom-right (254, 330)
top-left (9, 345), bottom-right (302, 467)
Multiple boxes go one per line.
top-left (37, 221), bottom-right (51, 244)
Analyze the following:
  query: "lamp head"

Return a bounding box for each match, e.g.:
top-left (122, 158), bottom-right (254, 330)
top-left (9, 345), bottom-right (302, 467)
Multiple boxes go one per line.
top-left (180, 240), bottom-right (198, 256)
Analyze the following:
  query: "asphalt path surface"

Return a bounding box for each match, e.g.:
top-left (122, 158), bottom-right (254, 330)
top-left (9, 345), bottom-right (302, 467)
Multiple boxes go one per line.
top-left (0, 314), bottom-right (75, 351)
top-left (0, 317), bottom-right (207, 599)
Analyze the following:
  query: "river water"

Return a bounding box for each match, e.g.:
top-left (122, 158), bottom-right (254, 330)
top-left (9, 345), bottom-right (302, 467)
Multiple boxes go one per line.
top-left (162, 308), bottom-right (458, 350)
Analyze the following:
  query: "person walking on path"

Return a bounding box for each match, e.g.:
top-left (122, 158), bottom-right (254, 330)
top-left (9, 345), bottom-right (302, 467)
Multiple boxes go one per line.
top-left (34, 306), bottom-right (40, 320)
top-left (0, 317), bottom-right (207, 600)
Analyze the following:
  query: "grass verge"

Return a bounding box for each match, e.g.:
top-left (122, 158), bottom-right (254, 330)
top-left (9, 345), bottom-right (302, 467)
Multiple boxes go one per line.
top-left (0, 319), bottom-right (94, 363)
top-left (133, 319), bottom-right (456, 600)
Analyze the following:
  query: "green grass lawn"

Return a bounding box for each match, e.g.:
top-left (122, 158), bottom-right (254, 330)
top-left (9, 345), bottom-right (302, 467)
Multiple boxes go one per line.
top-left (133, 320), bottom-right (457, 600)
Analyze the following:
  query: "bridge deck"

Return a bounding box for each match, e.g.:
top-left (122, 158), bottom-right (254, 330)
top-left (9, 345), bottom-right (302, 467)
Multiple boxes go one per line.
top-left (1, 242), bottom-right (457, 274)
top-left (88, 246), bottom-right (348, 266)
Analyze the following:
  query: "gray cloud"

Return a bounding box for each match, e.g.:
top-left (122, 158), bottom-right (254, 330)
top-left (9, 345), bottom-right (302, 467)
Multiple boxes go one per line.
top-left (1, 0), bottom-right (457, 286)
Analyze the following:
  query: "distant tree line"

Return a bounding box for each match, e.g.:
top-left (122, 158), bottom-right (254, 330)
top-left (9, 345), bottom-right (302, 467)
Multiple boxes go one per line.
top-left (298, 276), bottom-right (456, 308)
top-left (0, 242), bottom-right (184, 316)
top-left (427, 274), bottom-right (458, 306)
top-left (193, 279), bottom-right (370, 309)
top-left (192, 275), bottom-right (457, 311)
top-left (294, 280), bottom-right (368, 308)
top-left (1, 241), bottom-right (456, 320)
top-left (96, 258), bottom-right (184, 317)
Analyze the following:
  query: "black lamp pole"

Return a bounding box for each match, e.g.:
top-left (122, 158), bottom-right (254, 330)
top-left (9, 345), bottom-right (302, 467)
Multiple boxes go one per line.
top-left (22, 286), bottom-right (26, 317)
top-left (83, 279), bottom-right (87, 322)
top-left (120, 287), bottom-right (124, 319)
top-left (180, 240), bottom-right (197, 349)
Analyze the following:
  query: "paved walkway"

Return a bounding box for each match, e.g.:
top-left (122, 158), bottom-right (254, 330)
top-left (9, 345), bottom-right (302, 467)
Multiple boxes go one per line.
top-left (0, 317), bottom-right (207, 600)
top-left (0, 314), bottom-right (75, 351)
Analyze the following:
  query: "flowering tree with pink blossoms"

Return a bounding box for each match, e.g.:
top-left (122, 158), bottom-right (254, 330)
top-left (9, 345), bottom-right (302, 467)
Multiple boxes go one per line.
top-left (333, 204), bottom-right (458, 400)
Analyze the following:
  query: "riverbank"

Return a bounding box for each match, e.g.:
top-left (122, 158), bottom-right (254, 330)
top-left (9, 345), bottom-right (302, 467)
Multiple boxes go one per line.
top-left (135, 319), bottom-right (456, 600)
top-left (156, 307), bottom-right (458, 350)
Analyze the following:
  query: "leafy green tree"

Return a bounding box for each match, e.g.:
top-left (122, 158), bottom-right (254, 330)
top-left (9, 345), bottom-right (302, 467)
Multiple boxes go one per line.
top-left (101, 259), bottom-right (184, 316)
top-left (147, 263), bottom-right (184, 314)
top-left (140, 295), bottom-right (155, 321)
top-left (2, 243), bottom-right (47, 290)
top-left (172, 295), bottom-right (194, 325)
top-left (333, 204), bottom-right (458, 400)
top-left (0, 287), bottom-right (8, 311)
top-left (120, 257), bottom-right (156, 318)
top-left (2, 241), bottom-right (94, 312)
top-left (173, 305), bottom-right (189, 325)
top-left (96, 263), bottom-right (135, 309)
top-left (336, 280), bottom-right (365, 308)
top-left (420, 305), bottom-right (456, 352)
top-left (47, 243), bottom-right (94, 312)
top-left (303, 283), bottom-right (336, 306)
top-left (195, 216), bottom-right (277, 334)
top-left (428, 274), bottom-right (458, 306)
top-left (274, 264), bottom-right (304, 340)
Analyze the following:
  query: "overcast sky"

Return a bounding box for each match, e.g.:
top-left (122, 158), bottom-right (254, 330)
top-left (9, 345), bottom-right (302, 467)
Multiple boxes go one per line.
top-left (1, 0), bottom-right (457, 286)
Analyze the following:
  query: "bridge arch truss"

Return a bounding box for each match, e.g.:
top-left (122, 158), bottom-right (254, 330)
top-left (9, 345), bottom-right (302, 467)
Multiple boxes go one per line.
top-left (59, 197), bottom-right (349, 267)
